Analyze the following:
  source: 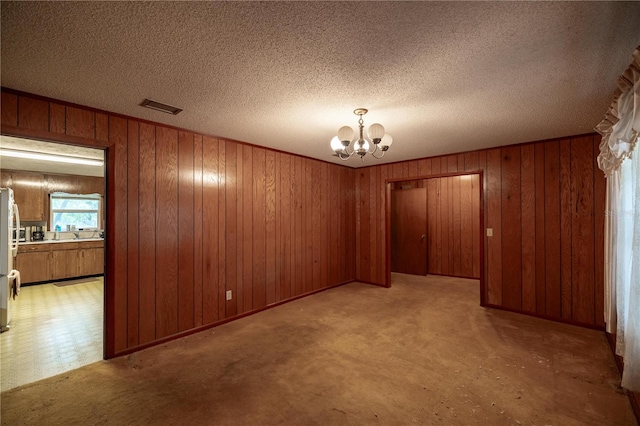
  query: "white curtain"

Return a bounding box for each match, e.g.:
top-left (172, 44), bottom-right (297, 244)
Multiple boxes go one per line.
top-left (617, 153), bottom-right (640, 391)
top-left (596, 46), bottom-right (640, 392)
top-left (603, 171), bottom-right (619, 333)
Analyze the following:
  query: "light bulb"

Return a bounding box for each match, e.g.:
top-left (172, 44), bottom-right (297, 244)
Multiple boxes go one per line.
top-left (330, 136), bottom-right (343, 152)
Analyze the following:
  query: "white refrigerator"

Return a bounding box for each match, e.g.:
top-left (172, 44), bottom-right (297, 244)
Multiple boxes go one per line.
top-left (0, 187), bottom-right (20, 332)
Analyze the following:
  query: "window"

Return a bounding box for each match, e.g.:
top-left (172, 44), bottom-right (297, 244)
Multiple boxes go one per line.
top-left (50, 193), bottom-right (101, 230)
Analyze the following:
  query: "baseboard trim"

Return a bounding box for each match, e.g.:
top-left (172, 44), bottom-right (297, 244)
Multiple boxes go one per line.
top-left (482, 303), bottom-right (605, 331)
top-left (111, 279), bottom-right (356, 358)
top-left (426, 272), bottom-right (481, 280)
top-left (356, 279), bottom-right (389, 288)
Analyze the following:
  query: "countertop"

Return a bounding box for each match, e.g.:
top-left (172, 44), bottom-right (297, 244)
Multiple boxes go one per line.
top-left (21, 238), bottom-right (104, 245)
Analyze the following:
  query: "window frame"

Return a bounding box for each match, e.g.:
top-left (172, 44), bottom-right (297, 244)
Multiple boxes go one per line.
top-left (49, 192), bottom-right (102, 230)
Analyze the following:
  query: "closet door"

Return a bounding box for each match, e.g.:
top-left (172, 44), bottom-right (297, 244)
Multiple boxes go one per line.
top-left (391, 188), bottom-right (427, 275)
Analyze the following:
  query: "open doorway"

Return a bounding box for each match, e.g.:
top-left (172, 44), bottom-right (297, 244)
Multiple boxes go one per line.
top-left (387, 171), bottom-right (484, 301)
top-left (0, 136), bottom-right (105, 391)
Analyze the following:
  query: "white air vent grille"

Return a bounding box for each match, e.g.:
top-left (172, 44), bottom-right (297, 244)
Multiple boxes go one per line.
top-left (140, 99), bottom-right (183, 115)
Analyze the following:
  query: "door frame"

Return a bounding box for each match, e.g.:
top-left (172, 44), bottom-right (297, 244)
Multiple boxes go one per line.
top-left (385, 170), bottom-right (486, 306)
top-left (0, 104), bottom-right (114, 358)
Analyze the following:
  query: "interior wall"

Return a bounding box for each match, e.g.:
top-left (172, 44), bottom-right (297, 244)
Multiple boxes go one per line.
top-left (0, 89), bottom-right (357, 356)
top-left (426, 175), bottom-right (480, 279)
top-left (357, 135), bottom-right (606, 329)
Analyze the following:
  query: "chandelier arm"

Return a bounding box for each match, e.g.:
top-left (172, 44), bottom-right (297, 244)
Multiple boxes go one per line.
top-left (371, 149), bottom-right (386, 159)
top-left (336, 144), bottom-right (355, 160)
top-left (337, 151), bottom-right (352, 161)
top-left (343, 143), bottom-right (354, 157)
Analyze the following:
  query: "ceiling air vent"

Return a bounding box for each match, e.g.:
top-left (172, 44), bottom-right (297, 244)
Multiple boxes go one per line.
top-left (140, 98), bottom-right (183, 115)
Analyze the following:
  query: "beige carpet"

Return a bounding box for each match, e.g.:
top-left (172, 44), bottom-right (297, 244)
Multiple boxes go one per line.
top-left (0, 274), bottom-right (635, 425)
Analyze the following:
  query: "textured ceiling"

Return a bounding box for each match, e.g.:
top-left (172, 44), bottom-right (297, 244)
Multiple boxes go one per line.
top-left (1, 2), bottom-right (639, 168)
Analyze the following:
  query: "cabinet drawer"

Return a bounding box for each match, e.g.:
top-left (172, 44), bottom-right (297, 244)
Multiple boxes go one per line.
top-left (52, 242), bottom-right (80, 250)
top-left (18, 244), bottom-right (51, 253)
top-left (78, 240), bottom-right (104, 249)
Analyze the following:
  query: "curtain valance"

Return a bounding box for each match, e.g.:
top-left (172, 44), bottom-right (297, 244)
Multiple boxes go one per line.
top-left (596, 46), bottom-right (640, 176)
top-left (599, 46), bottom-right (640, 392)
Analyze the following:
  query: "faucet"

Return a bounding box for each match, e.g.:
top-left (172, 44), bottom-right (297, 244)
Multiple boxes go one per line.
top-left (73, 230), bottom-right (100, 240)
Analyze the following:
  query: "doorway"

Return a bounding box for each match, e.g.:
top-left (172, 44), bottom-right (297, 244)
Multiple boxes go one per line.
top-left (388, 172), bottom-right (483, 292)
top-left (0, 136), bottom-right (106, 391)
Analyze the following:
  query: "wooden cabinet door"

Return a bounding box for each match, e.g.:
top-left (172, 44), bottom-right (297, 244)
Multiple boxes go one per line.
top-left (52, 249), bottom-right (79, 280)
top-left (16, 251), bottom-right (51, 283)
top-left (79, 248), bottom-right (104, 276)
top-left (11, 172), bottom-right (45, 221)
top-left (0, 171), bottom-right (11, 188)
top-left (76, 175), bottom-right (105, 195)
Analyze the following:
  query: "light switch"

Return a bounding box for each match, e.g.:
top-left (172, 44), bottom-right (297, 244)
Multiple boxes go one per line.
top-left (226, 290), bottom-right (232, 301)
top-left (486, 228), bottom-right (493, 237)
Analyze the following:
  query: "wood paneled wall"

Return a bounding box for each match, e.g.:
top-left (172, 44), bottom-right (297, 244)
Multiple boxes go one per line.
top-left (426, 175), bottom-right (480, 279)
top-left (356, 136), bottom-right (606, 328)
top-left (1, 89), bottom-right (356, 356)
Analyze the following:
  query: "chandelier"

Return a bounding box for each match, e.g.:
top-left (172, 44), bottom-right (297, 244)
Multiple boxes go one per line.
top-left (330, 108), bottom-right (393, 161)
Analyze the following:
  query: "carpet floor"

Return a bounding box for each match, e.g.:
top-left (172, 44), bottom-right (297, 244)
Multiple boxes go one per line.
top-left (0, 274), bottom-right (635, 425)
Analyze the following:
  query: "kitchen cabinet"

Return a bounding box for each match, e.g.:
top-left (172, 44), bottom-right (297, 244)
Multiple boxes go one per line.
top-left (1, 170), bottom-right (105, 224)
top-left (15, 245), bottom-right (51, 284)
top-left (79, 243), bottom-right (104, 276)
top-left (11, 171), bottom-right (45, 221)
top-left (46, 174), bottom-right (104, 195)
top-left (52, 248), bottom-right (79, 281)
top-left (16, 240), bottom-right (104, 284)
top-left (0, 171), bottom-right (10, 188)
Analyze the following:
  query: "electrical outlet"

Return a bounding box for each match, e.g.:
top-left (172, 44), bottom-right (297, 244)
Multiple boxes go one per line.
top-left (226, 290), bottom-right (232, 301)
top-left (486, 228), bottom-right (493, 237)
